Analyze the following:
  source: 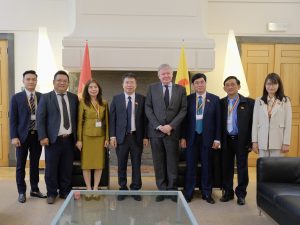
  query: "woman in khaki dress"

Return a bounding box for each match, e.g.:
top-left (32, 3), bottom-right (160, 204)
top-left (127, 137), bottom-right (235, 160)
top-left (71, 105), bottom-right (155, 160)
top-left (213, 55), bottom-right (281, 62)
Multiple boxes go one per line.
top-left (76, 79), bottom-right (109, 194)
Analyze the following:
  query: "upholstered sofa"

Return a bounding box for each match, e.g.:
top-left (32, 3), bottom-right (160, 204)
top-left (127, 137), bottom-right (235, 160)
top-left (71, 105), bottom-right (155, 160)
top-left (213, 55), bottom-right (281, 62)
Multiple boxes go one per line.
top-left (257, 157), bottom-right (300, 225)
top-left (71, 148), bottom-right (110, 188)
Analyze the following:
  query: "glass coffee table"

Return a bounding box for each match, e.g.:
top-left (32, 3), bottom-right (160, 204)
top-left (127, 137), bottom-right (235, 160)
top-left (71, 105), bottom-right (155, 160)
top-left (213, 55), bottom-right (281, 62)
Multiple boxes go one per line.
top-left (50, 190), bottom-right (199, 225)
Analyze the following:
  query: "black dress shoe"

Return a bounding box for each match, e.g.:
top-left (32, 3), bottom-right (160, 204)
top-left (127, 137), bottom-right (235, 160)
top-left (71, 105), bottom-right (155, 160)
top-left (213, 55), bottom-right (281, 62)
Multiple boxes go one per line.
top-left (184, 195), bottom-right (192, 203)
top-left (47, 196), bottom-right (56, 204)
top-left (18, 193), bottom-right (26, 203)
top-left (133, 195), bottom-right (142, 201)
top-left (117, 195), bottom-right (126, 201)
top-left (220, 193), bottom-right (234, 202)
top-left (237, 197), bottom-right (245, 205)
top-left (170, 195), bottom-right (177, 202)
top-left (30, 191), bottom-right (47, 199)
top-left (155, 195), bottom-right (165, 202)
top-left (202, 195), bottom-right (215, 204)
top-left (59, 194), bottom-right (68, 199)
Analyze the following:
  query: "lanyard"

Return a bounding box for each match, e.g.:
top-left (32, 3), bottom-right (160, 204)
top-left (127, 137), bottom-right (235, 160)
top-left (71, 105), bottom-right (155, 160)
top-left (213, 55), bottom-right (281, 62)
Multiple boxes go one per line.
top-left (267, 98), bottom-right (276, 118)
top-left (91, 101), bottom-right (99, 119)
top-left (227, 96), bottom-right (239, 115)
top-left (196, 97), bottom-right (205, 111)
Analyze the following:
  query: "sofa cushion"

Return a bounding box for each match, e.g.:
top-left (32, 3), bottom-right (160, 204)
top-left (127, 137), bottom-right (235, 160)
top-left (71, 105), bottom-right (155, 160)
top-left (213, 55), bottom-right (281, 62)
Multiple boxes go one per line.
top-left (257, 183), bottom-right (300, 202)
top-left (275, 194), bottom-right (300, 219)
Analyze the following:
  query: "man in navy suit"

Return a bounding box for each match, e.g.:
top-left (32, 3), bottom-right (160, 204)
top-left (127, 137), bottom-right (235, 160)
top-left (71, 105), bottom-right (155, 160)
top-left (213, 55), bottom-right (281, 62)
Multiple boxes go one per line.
top-left (181, 73), bottom-right (221, 204)
top-left (37, 70), bottom-right (78, 204)
top-left (109, 73), bottom-right (148, 201)
top-left (9, 70), bottom-right (46, 203)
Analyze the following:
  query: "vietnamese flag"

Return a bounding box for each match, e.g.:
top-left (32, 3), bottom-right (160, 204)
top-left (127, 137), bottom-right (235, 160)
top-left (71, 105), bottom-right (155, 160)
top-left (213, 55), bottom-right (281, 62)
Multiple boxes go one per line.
top-left (175, 46), bottom-right (190, 95)
top-left (78, 41), bottom-right (92, 97)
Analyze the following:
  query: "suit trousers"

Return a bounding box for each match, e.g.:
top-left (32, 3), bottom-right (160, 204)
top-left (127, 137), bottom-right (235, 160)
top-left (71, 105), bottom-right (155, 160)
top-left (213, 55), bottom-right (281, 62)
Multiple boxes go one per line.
top-left (185, 133), bottom-right (213, 198)
top-left (45, 135), bottom-right (74, 197)
top-left (150, 136), bottom-right (179, 190)
top-left (222, 136), bottom-right (249, 198)
top-left (116, 134), bottom-right (142, 190)
top-left (16, 131), bottom-right (42, 194)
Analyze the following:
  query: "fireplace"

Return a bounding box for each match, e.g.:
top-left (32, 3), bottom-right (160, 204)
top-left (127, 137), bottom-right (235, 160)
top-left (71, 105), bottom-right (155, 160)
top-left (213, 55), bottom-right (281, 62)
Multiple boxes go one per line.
top-left (62, 0), bottom-right (215, 72)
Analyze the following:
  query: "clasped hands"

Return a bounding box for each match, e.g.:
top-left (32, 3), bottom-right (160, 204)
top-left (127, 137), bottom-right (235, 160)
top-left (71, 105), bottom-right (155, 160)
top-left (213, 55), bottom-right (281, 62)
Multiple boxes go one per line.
top-left (158, 125), bottom-right (172, 136)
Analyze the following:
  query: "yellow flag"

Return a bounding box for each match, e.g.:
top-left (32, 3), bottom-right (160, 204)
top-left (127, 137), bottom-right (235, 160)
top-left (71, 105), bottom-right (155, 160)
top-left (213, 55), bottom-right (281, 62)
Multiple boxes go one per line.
top-left (175, 46), bottom-right (190, 95)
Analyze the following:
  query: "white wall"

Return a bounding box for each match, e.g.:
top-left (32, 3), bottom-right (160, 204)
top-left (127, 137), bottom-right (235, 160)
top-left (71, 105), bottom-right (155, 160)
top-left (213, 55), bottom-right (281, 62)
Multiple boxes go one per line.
top-left (0, 0), bottom-right (73, 92)
top-left (206, 0), bottom-right (300, 97)
top-left (1, 0), bottom-right (300, 94)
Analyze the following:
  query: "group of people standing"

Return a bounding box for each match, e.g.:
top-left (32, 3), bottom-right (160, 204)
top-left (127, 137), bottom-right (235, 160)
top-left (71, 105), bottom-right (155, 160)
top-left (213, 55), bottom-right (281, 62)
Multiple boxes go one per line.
top-left (9, 64), bottom-right (292, 207)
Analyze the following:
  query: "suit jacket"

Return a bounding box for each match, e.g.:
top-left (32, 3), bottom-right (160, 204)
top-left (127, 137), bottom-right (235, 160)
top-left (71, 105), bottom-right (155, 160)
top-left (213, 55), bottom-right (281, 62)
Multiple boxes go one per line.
top-left (252, 97), bottom-right (292, 150)
top-left (145, 82), bottom-right (187, 139)
top-left (9, 91), bottom-right (42, 143)
top-left (37, 90), bottom-right (79, 144)
top-left (77, 99), bottom-right (109, 141)
top-left (220, 94), bottom-right (254, 152)
top-left (109, 93), bottom-right (147, 146)
top-left (183, 92), bottom-right (221, 148)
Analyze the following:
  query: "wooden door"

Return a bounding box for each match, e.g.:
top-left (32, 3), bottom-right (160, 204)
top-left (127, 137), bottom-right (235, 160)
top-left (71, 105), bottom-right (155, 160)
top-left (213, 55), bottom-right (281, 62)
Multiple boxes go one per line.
top-left (0, 40), bottom-right (9, 166)
top-left (274, 44), bottom-right (300, 157)
top-left (241, 44), bottom-right (275, 166)
top-left (242, 43), bottom-right (300, 166)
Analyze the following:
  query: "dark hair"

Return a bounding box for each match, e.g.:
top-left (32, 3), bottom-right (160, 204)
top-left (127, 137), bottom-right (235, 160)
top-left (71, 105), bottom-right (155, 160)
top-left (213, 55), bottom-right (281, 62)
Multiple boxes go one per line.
top-left (54, 70), bottom-right (69, 81)
top-left (223, 76), bottom-right (240, 86)
top-left (23, 70), bottom-right (38, 78)
top-left (82, 79), bottom-right (103, 106)
top-left (192, 73), bottom-right (206, 83)
top-left (122, 72), bottom-right (137, 83)
top-left (261, 73), bottom-right (287, 104)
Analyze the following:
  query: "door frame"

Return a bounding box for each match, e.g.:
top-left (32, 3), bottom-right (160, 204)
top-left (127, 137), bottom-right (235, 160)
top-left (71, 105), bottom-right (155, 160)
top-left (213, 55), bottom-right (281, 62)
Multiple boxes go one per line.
top-left (236, 36), bottom-right (300, 166)
top-left (0, 33), bottom-right (15, 166)
top-left (236, 36), bottom-right (300, 52)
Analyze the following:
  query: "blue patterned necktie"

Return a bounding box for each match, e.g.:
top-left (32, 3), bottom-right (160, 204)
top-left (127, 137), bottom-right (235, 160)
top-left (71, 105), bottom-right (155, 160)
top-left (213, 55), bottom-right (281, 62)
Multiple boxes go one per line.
top-left (227, 99), bottom-right (233, 133)
top-left (195, 96), bottom-right (203, 134)
top-left (126, 96), bottom-right (132, 132)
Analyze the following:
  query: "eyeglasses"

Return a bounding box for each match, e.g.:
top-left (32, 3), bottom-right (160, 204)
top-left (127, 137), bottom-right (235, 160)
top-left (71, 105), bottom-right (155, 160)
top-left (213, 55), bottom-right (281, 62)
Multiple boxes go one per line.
top-left (55, 79), bottom-right (69, 84)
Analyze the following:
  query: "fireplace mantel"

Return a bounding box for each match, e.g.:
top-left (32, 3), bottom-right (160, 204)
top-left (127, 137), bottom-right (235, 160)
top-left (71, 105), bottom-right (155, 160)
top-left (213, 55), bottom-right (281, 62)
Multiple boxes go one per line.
top-left (62, 0), bottom-right (215, 71)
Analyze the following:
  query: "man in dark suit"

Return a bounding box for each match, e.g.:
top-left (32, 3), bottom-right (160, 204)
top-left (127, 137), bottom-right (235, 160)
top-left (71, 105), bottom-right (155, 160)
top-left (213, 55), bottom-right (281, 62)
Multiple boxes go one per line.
top-left (37, 70), bottom-right (78, 204)
top-left (110, 73), bottom-right (148, 201)
top-left (9, 70), bottom-right (46, 203)
top-left (220, 76), bottom-right (254, 205)
top-left (181, 73), bottom-right (221, 204)
top-left (145, 64), bottom-right (187, 202)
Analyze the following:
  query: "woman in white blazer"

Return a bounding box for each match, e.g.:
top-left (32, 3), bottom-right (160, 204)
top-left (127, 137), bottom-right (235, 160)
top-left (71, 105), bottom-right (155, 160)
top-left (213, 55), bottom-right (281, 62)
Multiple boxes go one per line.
top-left (252, 73), bottom-right (292, 157)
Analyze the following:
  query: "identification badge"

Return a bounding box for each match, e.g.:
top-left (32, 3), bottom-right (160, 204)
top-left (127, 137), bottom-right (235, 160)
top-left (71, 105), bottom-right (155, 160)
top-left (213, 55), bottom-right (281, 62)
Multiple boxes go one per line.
top-left (227, 117), bottom-right (232, 125)
top-left (31, 114), bottom-right (36, 120)
top-left (196, 114), bottom-right (203, 120)
top-left (96, 121), bottom-right (102, 127)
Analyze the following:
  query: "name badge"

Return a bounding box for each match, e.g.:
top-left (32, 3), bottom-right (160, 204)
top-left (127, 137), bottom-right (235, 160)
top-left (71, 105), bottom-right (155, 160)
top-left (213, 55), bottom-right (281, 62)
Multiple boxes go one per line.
top-left (227, 117), bottom-right (232, 125)
top-left (96, 121), bottom-right (102, 128)
top-left (196, 114), bottom-right (203, 120)
top-left (31, 114), bottom-right (36, 120)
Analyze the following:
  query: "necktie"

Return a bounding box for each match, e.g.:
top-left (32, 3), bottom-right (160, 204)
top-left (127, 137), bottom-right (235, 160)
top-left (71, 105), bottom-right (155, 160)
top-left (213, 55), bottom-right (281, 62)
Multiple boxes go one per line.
top-left (227, 99), bottom-right (233, 133)
top-left (59, 94), bottom-right (70, 130)
top-left (126, 96), bottom-right (132, 132)
top-left (29, 93), bottom-right (35, 130)
top-left (195, 96), bottom-right (203, 134)
top-left (164, 85), bottom-right (169, 108)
